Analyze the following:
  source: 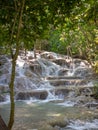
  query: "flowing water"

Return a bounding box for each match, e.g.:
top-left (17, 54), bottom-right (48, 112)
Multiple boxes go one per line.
top-left (0, 51), bottom-right (98, 130)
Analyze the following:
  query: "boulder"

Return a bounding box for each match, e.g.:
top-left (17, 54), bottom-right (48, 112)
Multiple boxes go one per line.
top-left (54, 88), bottom-right (70, 97)
top-left (28, 55), bottom-right (34, 60)
top-left (16, 90), bottom-right (48, 100)
top-left (40, 52), bottom-right (54, 59)
top-left (49, 88), bottom-right (70, 98)
top-left (49, 118), bottom-right (68, 128)
top-left (52, 59), bottom-right (69, 67)
top-left (58, 68), bottom-right (69, 76)
top-left (73, 59), bottom-right (90, 68)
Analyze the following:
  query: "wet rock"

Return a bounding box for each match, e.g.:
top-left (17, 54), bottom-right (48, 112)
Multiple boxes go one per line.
top-left (40, 52), bottom-right (54, 59)
top-left (49, 80), bottom-right (67, 86)
top-left (85, 102), bottom-right (98, 108)
top-left (52, 59), bottom-right (69, 67)
top-left (54, 88), bottom-right (70, 97)
top-left (73, 59), bottom-right (90, 68)
top-left (91, 93), bottom-right (98, 100)
top-left (58, 68), bottom-right (69, 76)
top-left (49, 118), bottom-right (68, 128)
top-left (0, 85), bottom-right (9, 93)
top-left (16, 90), bottom-right (48, 100)
top-left (74, 95), bottom-right (95, 106)
top-left (47, 55), bottom-right (54, 59)
top-left (0, 95), bottom-right (5, 102)
top-left (28, 55), bottom-right (34, 60)
top-left (49, 79), bottom-right (83, 86)
top-left (74, 67), bottom-right (93, 77)
top-left (79, 87), bottom-right (93, 96)
top-left (30, 63), bottom-right (42, 75)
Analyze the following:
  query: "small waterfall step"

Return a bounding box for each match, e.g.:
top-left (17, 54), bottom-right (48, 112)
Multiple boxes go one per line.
top-left (46, 77), bottom-right (86, 86)
top-left (15, 89), bottom-right (69, 101)
top-left (46, 76), bottom-right (83, 80)
top-left (15, 90), bottom-right (48, 100)
top-left (15, 84), bottom-right (93, 101)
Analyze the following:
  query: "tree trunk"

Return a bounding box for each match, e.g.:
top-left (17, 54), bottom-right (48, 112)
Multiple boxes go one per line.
top-left (8, 0), bottom-right (25, 129)
top-left (0, 115), bottom-right (9, 130)
top-left (34, 48), bottom-right (36, 59)
top-left (8, 58), bottom-right (16, 130)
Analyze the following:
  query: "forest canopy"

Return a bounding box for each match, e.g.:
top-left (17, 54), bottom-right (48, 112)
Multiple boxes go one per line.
top-left (0, 0), bottom-right (98, 62)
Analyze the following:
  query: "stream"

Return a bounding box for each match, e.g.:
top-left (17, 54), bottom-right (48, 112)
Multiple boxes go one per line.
top-left (0, 51), bottom-right (98, 130)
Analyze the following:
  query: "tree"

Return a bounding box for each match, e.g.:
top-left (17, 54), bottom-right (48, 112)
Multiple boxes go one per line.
top-left (1, 0), bottom-right (25, 129)
top-left (48, 0), bottom-right (98, 61)
top-left (0, 0), bottom-right (97, 129)
top-left (8, 0), bottom-right (25, 129)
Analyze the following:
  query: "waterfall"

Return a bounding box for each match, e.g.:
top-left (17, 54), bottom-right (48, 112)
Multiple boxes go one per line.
top-left (0, 51), bottom-right (94, 105)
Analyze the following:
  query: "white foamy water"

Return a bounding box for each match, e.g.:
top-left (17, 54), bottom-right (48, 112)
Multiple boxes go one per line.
top-left (16, 56), bottom-right (26, 76)
top-left (37, 58), bottom-right (60, 76)
top-left (0, 95), bottom-right (10, 105)
top-left (57, 100), bottom-right (76, 107)
top-left (46, 90), bottom-right (64, 101)
top-left (65, 119), bottom-right (98, 130)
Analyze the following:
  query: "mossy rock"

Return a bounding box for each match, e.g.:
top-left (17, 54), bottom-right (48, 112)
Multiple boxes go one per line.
top-left (48, 118), bottom-right (68, 128)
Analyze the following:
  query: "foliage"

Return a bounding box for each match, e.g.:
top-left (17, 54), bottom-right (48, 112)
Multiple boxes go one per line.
top-left (1, 0), bottom-right (97, 53)
top-left (0, 0), bottom-right (98, 129)
top-left (49, 29), bottom-right (62, 53)
top-left (48, 0), bottom-right (98, 62)
top-left (93, 61), bottom-right (98, 74)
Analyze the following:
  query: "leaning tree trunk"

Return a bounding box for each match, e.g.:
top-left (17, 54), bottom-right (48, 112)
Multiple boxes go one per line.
top-left (8, 0), bottom-right (25, 129)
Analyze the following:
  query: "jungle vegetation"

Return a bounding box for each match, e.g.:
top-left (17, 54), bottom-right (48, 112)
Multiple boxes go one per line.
top-left (0, 0), bottom-right (98, 129)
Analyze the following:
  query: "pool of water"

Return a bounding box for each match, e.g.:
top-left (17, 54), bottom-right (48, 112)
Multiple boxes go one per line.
top-left (0, 101), bottom-right (98, 130)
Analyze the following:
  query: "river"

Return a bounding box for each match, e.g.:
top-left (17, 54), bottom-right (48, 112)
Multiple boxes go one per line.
top-left (0, 51), bottom-right (98, 130)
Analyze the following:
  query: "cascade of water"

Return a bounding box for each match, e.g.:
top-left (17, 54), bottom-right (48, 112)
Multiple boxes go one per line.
top-left (0, 51), bottom-right (94, 104)
top-left (37, 81), bottom-right (53, 89)
top-left (0, 51), bottom-right (97, 130)
top-left (16, 56), bottom-right (26, 76)
top-left (44, 89), bottom-right (64, 102)
top-left (37, 58), bottom-right (60, 76)
top-left (57, 100), bottom-right (76, 107)
top-left (0, 58), bottom-right (11, 86)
